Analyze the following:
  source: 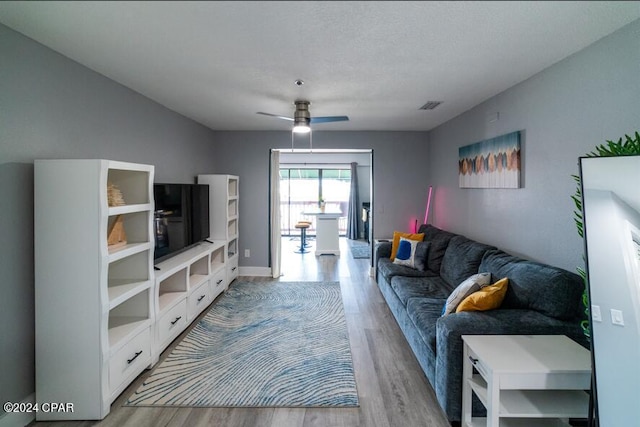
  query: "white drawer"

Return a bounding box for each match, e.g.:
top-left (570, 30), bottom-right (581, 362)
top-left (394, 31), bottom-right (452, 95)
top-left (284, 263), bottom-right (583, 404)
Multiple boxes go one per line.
top-left (158, 299), bottom-right (188, 350)
top-left (227, 255), bottom-right (239, 284)
top-left (109, 327), bottom-right (151, 394)
top-left (188, 280), bottom-right (211, 321)
top-left (468, 347), bottom-right (489, 380)
top-left (210, 269), bottom-right (226, 300)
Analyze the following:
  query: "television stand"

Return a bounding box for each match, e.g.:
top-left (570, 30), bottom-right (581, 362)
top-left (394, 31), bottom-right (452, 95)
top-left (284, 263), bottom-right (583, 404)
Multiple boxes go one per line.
top-left (152, 240), bottom-right (229, 363)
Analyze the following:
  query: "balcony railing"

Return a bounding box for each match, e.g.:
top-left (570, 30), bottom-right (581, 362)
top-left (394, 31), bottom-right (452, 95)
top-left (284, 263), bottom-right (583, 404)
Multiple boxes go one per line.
top-left (281, 201), bottom-right (348, 236)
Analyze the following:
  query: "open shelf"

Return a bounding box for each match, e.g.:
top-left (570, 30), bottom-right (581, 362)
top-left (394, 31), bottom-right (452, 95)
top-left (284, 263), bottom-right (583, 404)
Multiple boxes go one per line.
top-left (228, 179), bottom-right (238, 197)
top-left (108, 289), bottom-right (151, 351)
top-left (228, 239), bottom-right (238, 258)
top-left (210, 245), bottom-right (225, 275)
top-left (188, 253), bottom-right (209, 289)
top-left (227, 218), bottom-right (238, 238)
top-left (107, 210), bottom-right (150, 243)
top-left (108, 250), bottom-right (150, 308)
top-left (107, 279), bottom-right (152, 310)
top-left (107, 167), bottom-right (151, 206)
top-left (158, 291), bottom-right (186, 313)
top-left (189, 274), bottom-right (209, 289)
top-left (190, 254), bottom-right (209, 274)
top-left (228, 198), bottom-right (238, 217)
top-left (108, 203), bottom-right (152, 216)
top-left (469, 375), bottom-right (589, 419)
top-left (108, 317), bottom-right (150, 351)
top-left (108, 242), bottom-right (152, 263)
top-left (157, 267), bottom-right (188, 312)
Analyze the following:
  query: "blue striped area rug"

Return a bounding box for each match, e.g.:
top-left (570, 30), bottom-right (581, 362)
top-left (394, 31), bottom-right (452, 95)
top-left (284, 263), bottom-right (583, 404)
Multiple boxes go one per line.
top-left (125, 281), bottom-right (359, 407)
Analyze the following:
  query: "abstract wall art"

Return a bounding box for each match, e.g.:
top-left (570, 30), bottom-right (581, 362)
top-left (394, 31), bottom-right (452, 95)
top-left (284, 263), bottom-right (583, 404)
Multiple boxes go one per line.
top-left (458, 131), bottom-right (521, 188)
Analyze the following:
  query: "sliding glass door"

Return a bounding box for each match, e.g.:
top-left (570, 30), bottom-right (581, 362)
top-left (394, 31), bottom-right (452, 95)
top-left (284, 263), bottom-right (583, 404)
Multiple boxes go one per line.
top-left (280, 168), bottom-right (351, 236)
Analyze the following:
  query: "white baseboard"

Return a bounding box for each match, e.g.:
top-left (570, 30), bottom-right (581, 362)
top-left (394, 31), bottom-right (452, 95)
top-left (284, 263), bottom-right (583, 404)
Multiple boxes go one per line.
top-left (239, 266), bottom-right (272, 277)
top-left (0, 393), bottom-right (35, 427)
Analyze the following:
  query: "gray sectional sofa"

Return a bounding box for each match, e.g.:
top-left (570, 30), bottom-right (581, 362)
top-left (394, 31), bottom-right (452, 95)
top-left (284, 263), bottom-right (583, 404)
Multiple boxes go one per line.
top-left (375, 224), bottom-right (587, 424)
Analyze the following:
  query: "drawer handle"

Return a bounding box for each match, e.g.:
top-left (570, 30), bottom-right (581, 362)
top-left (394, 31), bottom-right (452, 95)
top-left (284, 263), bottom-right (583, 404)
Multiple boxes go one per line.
top-left (468, 356), bottom-right (478, 365)
top-left (127, 351), bottom-right (143, 364)
top-left (216, 279), bottom-right (223, 285)
top-left (231, 267), bottom-right (237, 272)
top-left (171, 316), bottom-right (182, 325)
top-left (197, 295), bottom-right (206, 302)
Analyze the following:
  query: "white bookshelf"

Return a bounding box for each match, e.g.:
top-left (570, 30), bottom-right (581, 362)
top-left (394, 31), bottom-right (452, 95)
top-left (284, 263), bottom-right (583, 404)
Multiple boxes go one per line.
top-left (197, 174), bottom-right (240, 285)
top-left (35, 159), bottom-right (154, 420)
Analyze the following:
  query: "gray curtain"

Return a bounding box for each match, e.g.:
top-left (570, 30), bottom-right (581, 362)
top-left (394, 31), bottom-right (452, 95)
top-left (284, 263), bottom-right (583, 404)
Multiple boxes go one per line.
top-left (270, 150), bottom-right (281, 277)
top-left (346, 162), bottom-right (359, 239)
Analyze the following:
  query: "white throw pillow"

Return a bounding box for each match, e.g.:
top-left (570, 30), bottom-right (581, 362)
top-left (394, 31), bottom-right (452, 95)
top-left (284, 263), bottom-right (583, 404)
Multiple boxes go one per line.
top-left (442, 272), bottom-right (491, 316)
top-left (393, 237), bottom-right (419, 268)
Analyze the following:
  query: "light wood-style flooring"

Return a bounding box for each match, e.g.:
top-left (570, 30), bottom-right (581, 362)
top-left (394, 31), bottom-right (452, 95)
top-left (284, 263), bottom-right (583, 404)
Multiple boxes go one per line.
top-left (30, 238), bottom-right (451, 427)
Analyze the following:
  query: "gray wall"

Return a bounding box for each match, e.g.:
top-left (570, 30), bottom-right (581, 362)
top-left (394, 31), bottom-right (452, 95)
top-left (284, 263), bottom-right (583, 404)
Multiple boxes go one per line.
top-left (210, 131), bottom-right (430, 268)
top-left (428, 19), bottom-right (640, 272)
top-left (0, 24), bottom-right (218, 407)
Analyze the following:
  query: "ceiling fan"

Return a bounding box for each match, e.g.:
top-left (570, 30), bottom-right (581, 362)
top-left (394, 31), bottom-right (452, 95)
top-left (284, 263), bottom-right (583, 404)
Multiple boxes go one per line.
top-left (257, 100), bottom-right (349, 133)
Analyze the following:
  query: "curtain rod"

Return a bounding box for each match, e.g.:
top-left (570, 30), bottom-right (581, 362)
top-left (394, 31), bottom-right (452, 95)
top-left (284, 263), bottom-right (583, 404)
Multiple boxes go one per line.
top-left (274, 148), bottom-right (371, 154)
top-left (279, 162), bottom-right (353, 166)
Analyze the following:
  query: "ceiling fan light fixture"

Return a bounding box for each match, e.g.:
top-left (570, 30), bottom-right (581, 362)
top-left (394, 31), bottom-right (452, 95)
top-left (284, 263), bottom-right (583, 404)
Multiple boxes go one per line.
top-left (292, 118), bottom-right (311, 133)
top-left (292, 124), bottom-right (311, 134)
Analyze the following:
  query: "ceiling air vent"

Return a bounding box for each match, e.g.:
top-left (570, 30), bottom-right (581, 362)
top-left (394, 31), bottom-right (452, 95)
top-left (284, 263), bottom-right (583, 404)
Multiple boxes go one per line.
top-left (419, 101), bottom-right (443, 110)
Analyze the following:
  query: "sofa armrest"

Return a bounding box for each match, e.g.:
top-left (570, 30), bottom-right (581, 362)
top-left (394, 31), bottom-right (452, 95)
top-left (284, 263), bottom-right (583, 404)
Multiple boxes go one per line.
top-left (375, 241), bottom-right (392, 262)
top-left (433, 309), bottom-right (586, 422)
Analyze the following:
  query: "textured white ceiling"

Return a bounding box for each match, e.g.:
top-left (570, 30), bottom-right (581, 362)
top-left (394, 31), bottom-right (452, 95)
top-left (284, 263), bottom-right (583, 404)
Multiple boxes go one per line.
top-left (1, 1), bottom-right (639, 132)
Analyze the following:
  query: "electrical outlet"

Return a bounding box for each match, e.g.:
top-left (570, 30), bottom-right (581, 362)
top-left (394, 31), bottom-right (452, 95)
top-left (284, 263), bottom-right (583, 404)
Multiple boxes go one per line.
top-left (611, 309), bottom-right (624, 326)
top-left (244, 249), bottom-right (250, 258)
top-left (591, 305), bottom-right (602, 322)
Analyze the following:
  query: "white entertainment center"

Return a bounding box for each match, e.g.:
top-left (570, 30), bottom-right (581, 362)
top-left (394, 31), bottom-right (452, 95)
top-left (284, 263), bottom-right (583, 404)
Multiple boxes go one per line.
top-left (34, 160), bottom-right (239, 421)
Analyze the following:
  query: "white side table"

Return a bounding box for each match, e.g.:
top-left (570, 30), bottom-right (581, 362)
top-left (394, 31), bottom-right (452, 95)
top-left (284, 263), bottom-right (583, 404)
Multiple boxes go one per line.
top-left (461, 335), bottom-right (591, 427)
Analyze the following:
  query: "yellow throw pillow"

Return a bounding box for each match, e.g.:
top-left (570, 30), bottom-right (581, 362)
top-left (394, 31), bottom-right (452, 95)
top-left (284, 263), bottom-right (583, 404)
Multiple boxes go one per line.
top-left (456, 278), bottom-right (509, 313)
top-left (390, 231), bottom-right (424, 261)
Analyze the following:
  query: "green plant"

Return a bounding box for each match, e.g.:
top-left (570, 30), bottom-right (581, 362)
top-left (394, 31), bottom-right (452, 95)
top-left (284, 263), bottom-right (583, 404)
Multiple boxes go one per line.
top-left (572, 132), bottom-right (640, 339)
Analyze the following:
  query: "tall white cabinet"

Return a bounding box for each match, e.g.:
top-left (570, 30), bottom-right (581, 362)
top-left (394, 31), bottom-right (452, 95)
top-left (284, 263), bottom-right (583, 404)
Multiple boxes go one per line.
top-left (197, 174), bottom-right (239, 284)
top-left (35, 160), bottom-right (155, 420)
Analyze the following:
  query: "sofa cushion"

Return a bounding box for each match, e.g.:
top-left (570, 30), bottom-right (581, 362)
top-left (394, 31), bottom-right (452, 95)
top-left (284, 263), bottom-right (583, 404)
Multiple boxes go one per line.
top-left (390, 275), bottom-right (452, 306)
top-left (479, 250), bottom-right (584, 320)
top-left (417, 225), bottom-right (457, 273)
top-left (406, 297), bottom-right (446, 356)
top-left (440, 236), bottom-right (495, 287)
top-left (456, 277), bottom-right (509, 313)
top-left (442, 272), bottom-right (492, 315)
top-left (378, 258), bottom-right (433, 283)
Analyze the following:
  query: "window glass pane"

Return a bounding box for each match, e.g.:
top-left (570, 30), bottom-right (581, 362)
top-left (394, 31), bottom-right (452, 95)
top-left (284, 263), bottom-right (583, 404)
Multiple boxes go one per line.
top-left (289, 169), bottom-right (319, 179)
top-left (279, 167), bottom-right (351, 236)
top-left (321, 169), bottom-right (351, 180)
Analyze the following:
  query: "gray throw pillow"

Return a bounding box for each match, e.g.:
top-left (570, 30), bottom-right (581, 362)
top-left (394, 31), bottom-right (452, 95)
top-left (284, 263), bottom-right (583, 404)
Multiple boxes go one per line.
top-left (414, 241), bottom-right (430, 272)
top-left (442, 272), bottom-right (491, 316)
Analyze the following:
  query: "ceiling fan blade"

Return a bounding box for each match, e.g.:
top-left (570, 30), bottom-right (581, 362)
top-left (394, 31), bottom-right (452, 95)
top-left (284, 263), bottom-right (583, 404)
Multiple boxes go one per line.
top-left (256, 112), bottom-right (294, 121)
top-left (310, 116), bottom-right (349, 124)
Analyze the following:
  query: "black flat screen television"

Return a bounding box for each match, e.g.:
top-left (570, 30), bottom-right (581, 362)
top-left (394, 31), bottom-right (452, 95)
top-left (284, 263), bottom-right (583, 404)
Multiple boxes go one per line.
top-left (153, 183), bottom-right (210, 262)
